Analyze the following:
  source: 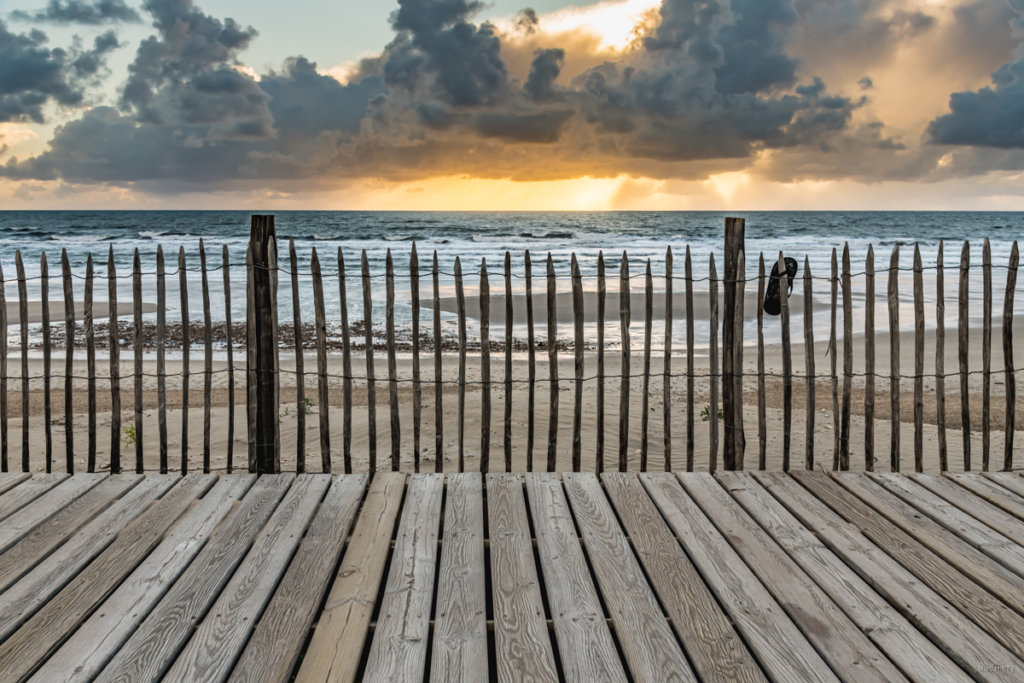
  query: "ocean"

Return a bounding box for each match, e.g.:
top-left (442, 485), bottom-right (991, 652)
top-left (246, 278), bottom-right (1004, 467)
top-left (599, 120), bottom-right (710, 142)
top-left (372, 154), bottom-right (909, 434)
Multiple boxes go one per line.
top-left (1, 210), bottom-right (1021, 349)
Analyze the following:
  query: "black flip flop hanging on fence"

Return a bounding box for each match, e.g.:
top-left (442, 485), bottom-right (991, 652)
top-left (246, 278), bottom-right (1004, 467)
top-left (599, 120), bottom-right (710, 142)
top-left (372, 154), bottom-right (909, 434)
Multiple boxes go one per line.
top-left (763, 256), bottom-right (798, 316)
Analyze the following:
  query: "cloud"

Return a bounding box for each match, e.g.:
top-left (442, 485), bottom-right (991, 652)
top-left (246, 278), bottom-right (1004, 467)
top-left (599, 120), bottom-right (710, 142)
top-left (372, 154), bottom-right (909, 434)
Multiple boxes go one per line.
top-left (10, 0), bottom-right (141, 24)
top-left (0, 19), bottom-right (119, 123)
top-left (927, 1), bottom-right (1024, 149)
top-left (119, 0), bottom-right (272, 139)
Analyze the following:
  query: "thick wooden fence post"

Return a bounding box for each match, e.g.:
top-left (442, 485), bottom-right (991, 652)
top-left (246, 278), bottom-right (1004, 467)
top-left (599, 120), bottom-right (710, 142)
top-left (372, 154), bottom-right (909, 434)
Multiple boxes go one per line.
top-left (722, 217), bottom-right (745, 469)
top-left (248, 215), bottom-right (280, 473)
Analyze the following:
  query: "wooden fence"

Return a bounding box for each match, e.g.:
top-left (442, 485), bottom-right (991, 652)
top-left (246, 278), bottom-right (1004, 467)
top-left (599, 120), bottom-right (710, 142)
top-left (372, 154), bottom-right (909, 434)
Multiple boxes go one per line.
top-left (0, 215), bottom-right (1019, 475)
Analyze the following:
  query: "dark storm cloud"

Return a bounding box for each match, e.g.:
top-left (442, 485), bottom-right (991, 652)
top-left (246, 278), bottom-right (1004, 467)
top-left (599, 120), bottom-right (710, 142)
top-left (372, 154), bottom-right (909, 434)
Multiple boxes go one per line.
top-left (10, 0), bottom-right (141, 24)
top-left (0, 19), bottom-right (119, 123)
top-left (474, 108), bottom-right (572, 142)
top-left (119, 0), bottom-right (272, 139)
top-left (524, 48), bottom-right (564, 101)
top-left (928, 2), bottom-right (1024, 149)
top-left (514, 8), bottom-right (539, 35)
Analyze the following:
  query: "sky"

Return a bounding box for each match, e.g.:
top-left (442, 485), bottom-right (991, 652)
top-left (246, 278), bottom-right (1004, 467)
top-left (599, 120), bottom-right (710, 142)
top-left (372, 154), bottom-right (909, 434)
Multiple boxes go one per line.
top-left (1, 0), bottom-right (1024, 210)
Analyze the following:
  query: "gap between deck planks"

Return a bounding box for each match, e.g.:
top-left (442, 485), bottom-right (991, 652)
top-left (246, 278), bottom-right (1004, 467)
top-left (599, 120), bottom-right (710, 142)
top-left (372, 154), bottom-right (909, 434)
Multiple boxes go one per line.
top-left (0, 471), bottom-right (1022, 682)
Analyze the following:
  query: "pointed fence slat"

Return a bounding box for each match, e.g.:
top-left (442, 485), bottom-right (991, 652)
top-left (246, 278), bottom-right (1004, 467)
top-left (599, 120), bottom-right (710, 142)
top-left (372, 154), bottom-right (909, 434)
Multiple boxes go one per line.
top-left (572, 254), bottom-right (584, 472)
top-left (546, 254), bottom-right (558, 472)
top-left (709, 254), bottom-right (720, 473)
top-left (339, 249), bottom-right (353, 474)
top-left (455, 256), bottom-right (466, 472)
top-left (685, 246), bottom-right (695, 472)
top-left (596, 251), bottom-right (606, 472)
top-left (386, 250), bottom-right (400, 472)
top-left (641, 260), bottom-right (652, 472)
top-left (888, 245), bottom-right (900, 472)
top-left (41, 253), bottom-right (51, 471)
top-left (803, 256), bottom-right (814, 470)
top-left (757, 253), bottom-right (766, 470)
top-left (830, 248), bottom-right (838, 470)
top-left (106, 248), bottom-right (119, 474)
top-left (525, 250), bottom-right (536, 472)
top-left (779, 252), bottom-right (792, 472)
top-left (411, 245), bottom-right (421, 472)
top-left (132, 248), bottom-right (143, 473)
top-left (503, 251), bottom-right (512, 472)
top-left (362, 250), bottom-right (377, 473)
top-left (913, 244), bottom-right (924, 473)
top-left (85, 255), bottom-right (96, 473)
top-left (840, 244), bottom-right (852, 471)
top-left (936, 242), bottom-right (947, 471)
top-left (982, 238), bottom-right (992, 470)
top-left (0, 260), bottom-right (6, 472)
top-left (959, 241), bottom-right (971, 470)
top-left (480, 257), bottom-right (491, 473)
top-left (311, 248), bottom-right (330, 472)
top-left (619, 252), bottom-right (630, 472)
top-left (156, 248), bottom-right (167, 473)
top-left (179, 247), bottom-right (190, 474)
top-left (61, 250), bottom-right (74, 473)
top-left (200, 240), bottom-right (213, 474)
top-left (864, 246), bottom-right (875, 471)
top-left (289, 239), bottom-right (305, 473)
top-left (222, 245), bottom-right (235, 473)
top-left (1004, 242), bottom-right (1019, 471)
top-left (663, 247), bottom-right (673, 472)
top-left (431, 251), bottom-right (442, 473)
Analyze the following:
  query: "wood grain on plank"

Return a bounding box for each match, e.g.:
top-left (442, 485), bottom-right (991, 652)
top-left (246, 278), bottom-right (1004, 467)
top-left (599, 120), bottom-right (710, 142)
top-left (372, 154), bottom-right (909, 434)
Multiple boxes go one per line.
top-left (834, 472), bottom-right (1024, 602)
top-left (164, 475), bottom-right (333, 683)
top-left (563, 473), bottom-right (694, 682)
top-left (640, 473), bottom-right (837, 683)
top-left (0, 474), bottom-right (135, 590)
top-left (0, 473), bottom-right (30, 497)
top-left (0, 473), bottom-right (106, 554)
top-left (982, 472), bottom-right (1024, 503)
top-left (755, 471), bottom-right (1012, 680)
top-left (296, 472), bottom-right (405, 683)
top-left (95, 475), bottom-right (293, 683)
top-left (363, 473), bottom-right (444, 683)
top-left (0, 476), bottom-right (173, 641)
top-left (0, 473), bottom-right (70, 522)
top-left (720, 472), bottom-right (967, 683)
top-left (486, 473), bottom-right (558, 683)
top-left (33, 475), bottom-right (256, 683)
top-left (525, 472), bottom-right (627, 682)
top-left (430, 473), bottom-right (487, 682)
top-left (602, 473), bottom-right (764, 683)
top-left (949, 473), bottom-right (1024, 521)
top-left (800, 472), bottom-right (1024, 661)
top-left (682, 473), bottom-right (902, 682)
top-left (0, 474), bottom-right (217, 682)
top-left (230, 474), bottom-right (367, 683)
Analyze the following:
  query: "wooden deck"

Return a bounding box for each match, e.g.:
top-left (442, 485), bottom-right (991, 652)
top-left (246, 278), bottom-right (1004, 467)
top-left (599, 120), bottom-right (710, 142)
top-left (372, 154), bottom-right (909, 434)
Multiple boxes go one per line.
top-left (0, 470), bottom-right (1022, 682)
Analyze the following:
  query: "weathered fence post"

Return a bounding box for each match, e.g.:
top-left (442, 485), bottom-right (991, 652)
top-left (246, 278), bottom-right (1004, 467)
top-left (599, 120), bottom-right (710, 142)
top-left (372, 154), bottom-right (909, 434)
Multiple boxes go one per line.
top-left (248, 215), bottom-right (280, 473)
top-left (722, 217), bottom-right (745, 470)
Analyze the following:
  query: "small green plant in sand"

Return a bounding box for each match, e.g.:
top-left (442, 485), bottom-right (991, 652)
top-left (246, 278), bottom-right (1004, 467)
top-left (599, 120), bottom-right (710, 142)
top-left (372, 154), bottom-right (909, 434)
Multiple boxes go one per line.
top-left (122, 423), bottom-right (136, 447)
top-left (700, 404), bottom-right (724, 422)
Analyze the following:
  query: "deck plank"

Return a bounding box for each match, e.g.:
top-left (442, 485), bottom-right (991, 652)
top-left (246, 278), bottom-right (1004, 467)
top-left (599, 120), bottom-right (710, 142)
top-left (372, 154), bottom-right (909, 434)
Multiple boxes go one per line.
top-left (526, 472), bottom-right (627, 682)
top-left (95, 474), bottom-right (293, 683)
top-left (681, 473), bottom-right (904, 682)
top-left (603, 473), bottom-right (765, 683)
top-left (0, 475), bottom-right (173, 641)
top-left (0, 472), bottom-right (31, 496)
top-left (876, 475), bottom-right (1024, 577)
top-left (797, 472), bottom-right (1024, 663)
top-left (720, 472), bottom-right (969, 683)
top-left (906, 473), bottom-right (1024, 550)
top-left (948, 473), bottom-right (1024, 520)
top-left (363, 473), bottom-right (444, 683)
top-left (0, 474), bottom-right (217, 682)
top-left (0, 473), bottom-right (70, 522)
top-left (564, 473), bottom-right (695, 682)
top-left (639, 473), bottom-right (838, 683)
top-left (165, 474), bottom-right (333, 682)
top-left (32, 475), bottom-right (257, 683)
top-left (983, 472), bottom-right (1024, 500)
top-left (430, 473), bottom-right (487, 683)
top-left (486, 473), bottom-right (559, 683)
top-left (834, 472), bottom-right (1024, 606)
top-left (757, 471), bottom-right (1020, 680)
top-left (0, 473), bottom-right (108, 556)
top-left (229, 474), bottom-right (368, 683)
top-left (296, 472), bottom-right (406, 683)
